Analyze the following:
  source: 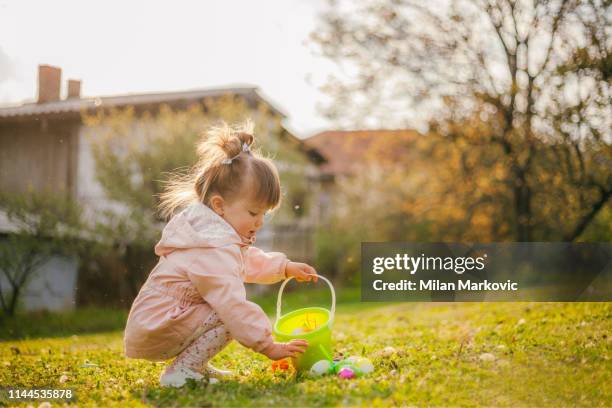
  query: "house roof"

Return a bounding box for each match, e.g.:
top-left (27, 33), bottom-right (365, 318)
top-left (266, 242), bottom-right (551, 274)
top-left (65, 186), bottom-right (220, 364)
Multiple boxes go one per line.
top-left (0, 85), bottom-right (327, 166)
top-left (305, 129), bottom-right (421, 176)
top-left (0, 86), bottom-right (286, 121)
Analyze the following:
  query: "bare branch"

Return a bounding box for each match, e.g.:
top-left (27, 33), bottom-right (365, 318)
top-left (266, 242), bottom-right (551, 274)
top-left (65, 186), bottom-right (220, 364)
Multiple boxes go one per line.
top-left (531, 0), bottom-right (571, 78)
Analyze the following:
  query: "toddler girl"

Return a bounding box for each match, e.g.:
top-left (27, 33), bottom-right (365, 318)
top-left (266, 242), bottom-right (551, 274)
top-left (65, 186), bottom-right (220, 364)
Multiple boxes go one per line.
top-left (124, 121), bottom-right (317, 387)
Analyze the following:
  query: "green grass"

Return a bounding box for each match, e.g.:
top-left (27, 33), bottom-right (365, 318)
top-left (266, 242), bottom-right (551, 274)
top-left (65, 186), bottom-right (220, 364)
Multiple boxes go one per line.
top-left (1, 301), bottom-right (610, 407)
top-left (0, 284), bottom-right (372, 341)
top-left (0, 307), bottom-right (129, 340)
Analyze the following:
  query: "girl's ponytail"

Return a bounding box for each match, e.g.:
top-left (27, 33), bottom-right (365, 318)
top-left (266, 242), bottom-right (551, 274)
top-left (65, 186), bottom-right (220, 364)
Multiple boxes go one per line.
top-left (158, 120), bottom-right (280, 220)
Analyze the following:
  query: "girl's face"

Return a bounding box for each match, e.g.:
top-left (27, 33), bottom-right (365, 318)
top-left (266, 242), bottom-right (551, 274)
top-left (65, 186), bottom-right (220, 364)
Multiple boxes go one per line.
top-left (213, 194), bottom-right (268, 242)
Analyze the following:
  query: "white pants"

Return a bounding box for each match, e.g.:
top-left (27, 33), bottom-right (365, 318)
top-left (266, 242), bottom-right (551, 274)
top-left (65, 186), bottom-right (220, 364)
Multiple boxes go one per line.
top-left (166, 311), bottom-right (233, 373)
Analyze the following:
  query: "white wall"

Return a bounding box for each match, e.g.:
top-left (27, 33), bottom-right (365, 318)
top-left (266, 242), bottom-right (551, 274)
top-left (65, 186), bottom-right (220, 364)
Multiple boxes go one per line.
top-left (76, 124), bottom-right (130, 221)
top-left (0, 255), bottom-right (78, 312)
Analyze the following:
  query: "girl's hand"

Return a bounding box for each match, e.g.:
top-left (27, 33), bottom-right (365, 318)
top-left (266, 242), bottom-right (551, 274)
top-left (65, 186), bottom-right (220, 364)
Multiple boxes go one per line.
top-left (262, 339), bottom-right (309, 360)
top-left (285, 262), bottom-right (318, 283)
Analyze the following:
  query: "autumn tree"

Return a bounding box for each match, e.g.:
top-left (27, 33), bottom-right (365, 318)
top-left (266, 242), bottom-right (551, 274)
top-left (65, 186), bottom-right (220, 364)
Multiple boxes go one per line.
top-left (311, 0), bottom-right (611, 241)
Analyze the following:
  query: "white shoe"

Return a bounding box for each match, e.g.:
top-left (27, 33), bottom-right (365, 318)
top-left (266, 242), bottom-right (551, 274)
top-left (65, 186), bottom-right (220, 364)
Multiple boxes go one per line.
top-left (159, 366), bottom-right (204, 388)
top-left (204, 363), bottom-right (233, 379)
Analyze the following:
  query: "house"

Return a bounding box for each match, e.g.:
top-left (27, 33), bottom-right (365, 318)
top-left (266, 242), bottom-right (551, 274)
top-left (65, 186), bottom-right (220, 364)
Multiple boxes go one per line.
top-left (0, 64), bottom-right (326, 312)
top-left (305, 129), bottom-right (421, 221)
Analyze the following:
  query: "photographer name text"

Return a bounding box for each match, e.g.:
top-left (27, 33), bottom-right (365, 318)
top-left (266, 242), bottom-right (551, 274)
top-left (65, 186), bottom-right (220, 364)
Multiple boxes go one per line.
top-left (373, 279), bottom-right (519, 291)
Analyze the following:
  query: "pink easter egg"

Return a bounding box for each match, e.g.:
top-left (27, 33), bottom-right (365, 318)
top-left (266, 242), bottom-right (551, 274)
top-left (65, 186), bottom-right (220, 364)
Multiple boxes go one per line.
top-left (337, 367), bottom-right (356, 379)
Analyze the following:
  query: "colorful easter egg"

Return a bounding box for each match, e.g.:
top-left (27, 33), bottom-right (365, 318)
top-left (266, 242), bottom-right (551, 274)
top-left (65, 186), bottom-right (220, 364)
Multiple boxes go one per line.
top-left (271, 358), bottom-right (291, 372)
top-left (333, 360), bottom-right (357, 373)
top-left (338, 367), bottom-right (356, 379)
top-left (309, 360), bottom-right (332, 376)
top-left (352, 357), bottom-right (374, 374)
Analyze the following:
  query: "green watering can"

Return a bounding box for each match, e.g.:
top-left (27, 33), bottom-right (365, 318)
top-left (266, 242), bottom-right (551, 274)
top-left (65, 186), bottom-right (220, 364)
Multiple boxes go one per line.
top-left (272, 273), bottom-right (336, 372)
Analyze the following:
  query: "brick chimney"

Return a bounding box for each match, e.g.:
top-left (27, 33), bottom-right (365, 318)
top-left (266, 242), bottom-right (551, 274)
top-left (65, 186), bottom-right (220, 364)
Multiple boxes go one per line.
top-left (67, 79), bottom-right (81, 98)
top-left (37, 64), bottom-right (61, 103)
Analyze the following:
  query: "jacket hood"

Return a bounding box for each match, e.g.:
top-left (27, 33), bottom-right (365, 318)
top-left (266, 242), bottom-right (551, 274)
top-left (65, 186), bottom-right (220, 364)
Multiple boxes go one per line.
top-left (154, 202), bottom-right (252, 256)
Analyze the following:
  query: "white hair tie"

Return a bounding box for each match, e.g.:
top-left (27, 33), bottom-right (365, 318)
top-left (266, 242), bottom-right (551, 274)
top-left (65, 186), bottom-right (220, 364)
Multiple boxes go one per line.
top-left (221, 143), bottom-right (251, 165)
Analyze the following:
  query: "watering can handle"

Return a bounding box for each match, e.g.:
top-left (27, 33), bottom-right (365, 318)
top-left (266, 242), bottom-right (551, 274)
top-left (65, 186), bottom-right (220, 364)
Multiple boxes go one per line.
top-left (276, 273), bottom-right (336, 327)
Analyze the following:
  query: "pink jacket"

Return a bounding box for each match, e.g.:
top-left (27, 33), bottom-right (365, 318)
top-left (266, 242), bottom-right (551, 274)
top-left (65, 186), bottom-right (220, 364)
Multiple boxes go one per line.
top-left (123, 202), bottom-right (289, 361)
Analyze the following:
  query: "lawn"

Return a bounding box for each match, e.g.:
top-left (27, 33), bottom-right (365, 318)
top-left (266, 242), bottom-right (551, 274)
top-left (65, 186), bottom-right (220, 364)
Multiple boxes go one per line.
top-left (1, 300), bottom-right (610, 407)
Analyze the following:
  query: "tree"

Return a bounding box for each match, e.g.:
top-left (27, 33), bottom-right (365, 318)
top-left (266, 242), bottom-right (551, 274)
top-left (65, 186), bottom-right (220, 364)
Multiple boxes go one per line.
top-left (0, 191), bottom-right (84, 316)
top-left (82, 96), bottom-right (315, 298)
top-left (311, 0), bottom-right (611, 241)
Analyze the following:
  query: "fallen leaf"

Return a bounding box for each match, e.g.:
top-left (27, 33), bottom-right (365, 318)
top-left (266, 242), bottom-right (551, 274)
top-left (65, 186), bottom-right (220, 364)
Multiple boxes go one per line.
top-left (379, 346), bottom-right (397, 357)
top-left (479, 353), bottom-right (496, 362)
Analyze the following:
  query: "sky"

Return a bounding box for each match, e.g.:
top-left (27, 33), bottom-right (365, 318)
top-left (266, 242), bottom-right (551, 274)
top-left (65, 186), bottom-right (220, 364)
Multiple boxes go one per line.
top-left (0, 0), bottom-right (340, 138)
